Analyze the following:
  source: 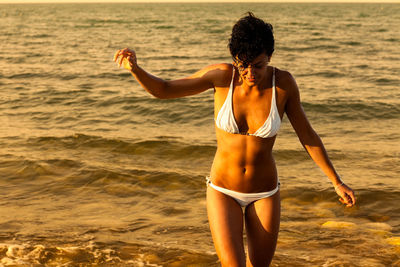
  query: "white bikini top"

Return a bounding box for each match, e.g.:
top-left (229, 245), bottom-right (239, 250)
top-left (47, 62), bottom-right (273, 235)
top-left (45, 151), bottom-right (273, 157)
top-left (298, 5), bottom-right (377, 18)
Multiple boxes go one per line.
top-left (215, 67), bottom-right (281, 138)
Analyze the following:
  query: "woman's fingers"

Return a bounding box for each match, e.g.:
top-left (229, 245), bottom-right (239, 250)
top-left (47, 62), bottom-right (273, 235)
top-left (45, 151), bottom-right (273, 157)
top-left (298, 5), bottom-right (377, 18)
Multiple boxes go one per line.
top-left (339, 197), bottom-right (352, 207)
top-left (113, 48), bottom-right (137, 71)
top-left (344, 188), bottom-right (356, 206)
top-left (118, 50), bottom-right (125, 66)
top-left (339, 192), bottom-right (355, 207)
top-left (113, 49), bottom-right (126, 61)
top-left (335, 184), bottom-right (356, 207)
top-left (113, 50), bottom-right (121, 62)
top-left (349, 191), bottom-right (356, 205)
top-left (114, 48), bottom-right (135, 67)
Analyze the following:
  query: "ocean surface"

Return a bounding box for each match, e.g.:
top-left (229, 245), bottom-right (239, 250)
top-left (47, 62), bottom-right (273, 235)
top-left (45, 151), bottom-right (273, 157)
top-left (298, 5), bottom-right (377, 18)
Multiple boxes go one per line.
top-left (0, 2), bottom-right (399, 266)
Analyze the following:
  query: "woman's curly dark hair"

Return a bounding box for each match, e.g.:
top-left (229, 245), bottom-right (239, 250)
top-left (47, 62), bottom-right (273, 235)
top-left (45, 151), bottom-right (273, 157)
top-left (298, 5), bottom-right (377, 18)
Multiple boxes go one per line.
top-left (228, 12), bottom-right (274, 64)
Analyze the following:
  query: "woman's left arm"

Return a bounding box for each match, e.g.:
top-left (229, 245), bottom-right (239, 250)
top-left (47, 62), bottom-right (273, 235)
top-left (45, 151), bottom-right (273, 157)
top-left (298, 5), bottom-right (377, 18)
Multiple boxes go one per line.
top-left (283, 71), bottom-right (356, 207)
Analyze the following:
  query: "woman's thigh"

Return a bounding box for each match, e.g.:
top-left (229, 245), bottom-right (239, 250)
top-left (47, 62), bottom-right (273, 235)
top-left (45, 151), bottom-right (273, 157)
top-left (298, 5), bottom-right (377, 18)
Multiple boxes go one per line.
top-left (206, 186), bottom-right (246, 267)
top-left (244, 191), bottom-right (281, 267)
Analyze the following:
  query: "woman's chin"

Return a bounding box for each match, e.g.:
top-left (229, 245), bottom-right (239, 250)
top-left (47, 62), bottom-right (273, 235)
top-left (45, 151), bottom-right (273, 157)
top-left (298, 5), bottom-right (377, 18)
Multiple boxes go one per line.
top-left (245, 78), bottom-right (257, 86)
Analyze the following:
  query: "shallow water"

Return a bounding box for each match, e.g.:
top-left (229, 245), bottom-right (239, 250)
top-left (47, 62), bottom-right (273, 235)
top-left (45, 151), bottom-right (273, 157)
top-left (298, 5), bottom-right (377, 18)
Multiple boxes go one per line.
top-left (0, 2), bottom-right (399, 266)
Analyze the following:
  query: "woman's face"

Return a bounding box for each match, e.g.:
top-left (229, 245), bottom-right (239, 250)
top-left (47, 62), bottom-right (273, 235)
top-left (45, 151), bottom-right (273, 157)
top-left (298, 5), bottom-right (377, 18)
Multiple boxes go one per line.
top-left (234, 53), bottom-right (270, 87)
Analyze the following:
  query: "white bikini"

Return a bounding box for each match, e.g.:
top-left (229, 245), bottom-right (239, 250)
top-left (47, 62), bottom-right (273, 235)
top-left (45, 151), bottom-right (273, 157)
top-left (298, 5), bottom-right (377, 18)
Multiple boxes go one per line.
top-left (206, 176), bottom-right (280, 207)
top-left (208, 67), bottom-right (281, 207)
top-left (215, 67), bottom-right (281, 138)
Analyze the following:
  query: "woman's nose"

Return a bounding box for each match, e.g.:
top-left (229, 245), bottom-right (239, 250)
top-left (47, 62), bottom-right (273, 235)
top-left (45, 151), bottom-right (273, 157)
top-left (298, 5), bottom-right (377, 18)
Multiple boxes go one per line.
top-left (247, 66), bottom-right (256, 76)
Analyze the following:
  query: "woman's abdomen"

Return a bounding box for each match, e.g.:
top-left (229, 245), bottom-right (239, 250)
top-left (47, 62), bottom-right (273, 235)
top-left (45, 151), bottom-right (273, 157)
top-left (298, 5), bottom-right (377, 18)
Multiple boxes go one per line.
top-left (210, 130), bottom-right (278, 193)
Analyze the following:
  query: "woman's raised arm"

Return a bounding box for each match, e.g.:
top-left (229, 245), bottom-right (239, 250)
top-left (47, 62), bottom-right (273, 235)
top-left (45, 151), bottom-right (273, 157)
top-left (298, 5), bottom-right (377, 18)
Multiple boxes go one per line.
top-left (114, 48), bottom-right (225, 99)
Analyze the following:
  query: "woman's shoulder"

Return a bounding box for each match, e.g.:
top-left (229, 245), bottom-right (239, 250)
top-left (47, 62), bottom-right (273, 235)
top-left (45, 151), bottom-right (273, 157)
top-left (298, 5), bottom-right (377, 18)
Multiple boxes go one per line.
top-left (209, 62), bottom-right (233, 71)
top-left (206, 63), bottom-right (234, 76)
top-left (274, 67), bottom-right (299, 93)
top-left (201, 63), bottom-right (234, 87)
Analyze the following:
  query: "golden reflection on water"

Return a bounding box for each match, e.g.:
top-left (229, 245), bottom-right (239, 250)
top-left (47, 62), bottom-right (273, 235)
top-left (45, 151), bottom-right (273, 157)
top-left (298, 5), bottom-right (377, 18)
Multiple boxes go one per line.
top-left (1, 2), bottom-right (399, 266)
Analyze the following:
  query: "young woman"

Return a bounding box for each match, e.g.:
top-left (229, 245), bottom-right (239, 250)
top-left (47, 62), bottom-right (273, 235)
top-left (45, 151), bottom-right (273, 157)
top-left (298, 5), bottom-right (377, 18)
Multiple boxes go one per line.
top-left (114, 13), bottom-right (356, 267)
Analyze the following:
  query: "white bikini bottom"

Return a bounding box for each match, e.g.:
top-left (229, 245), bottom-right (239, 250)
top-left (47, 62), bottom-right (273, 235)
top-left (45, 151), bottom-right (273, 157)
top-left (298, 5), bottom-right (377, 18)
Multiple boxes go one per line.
top-left (206, 176), bottom-right (280, 208)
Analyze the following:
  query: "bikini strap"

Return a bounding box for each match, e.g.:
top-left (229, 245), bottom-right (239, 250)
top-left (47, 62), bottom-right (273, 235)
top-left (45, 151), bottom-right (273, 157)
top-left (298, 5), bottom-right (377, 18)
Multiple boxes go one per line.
top-left (272, 67), bottom-right (276, 100)
top-left (229, 67), bottom-right (235, 94)
top-left (272, 67), bottom-right (275, 90)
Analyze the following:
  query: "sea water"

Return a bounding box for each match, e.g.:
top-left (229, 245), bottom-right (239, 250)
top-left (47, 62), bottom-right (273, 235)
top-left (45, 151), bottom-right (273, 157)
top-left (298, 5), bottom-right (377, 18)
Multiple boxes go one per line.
top-left (0, 2), bottom-right (399, 266)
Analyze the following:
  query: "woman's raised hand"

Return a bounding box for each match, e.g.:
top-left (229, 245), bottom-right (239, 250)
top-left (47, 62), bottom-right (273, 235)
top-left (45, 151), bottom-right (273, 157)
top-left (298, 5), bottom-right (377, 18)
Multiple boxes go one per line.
top-left (113, 48), bottom-right (138, 72)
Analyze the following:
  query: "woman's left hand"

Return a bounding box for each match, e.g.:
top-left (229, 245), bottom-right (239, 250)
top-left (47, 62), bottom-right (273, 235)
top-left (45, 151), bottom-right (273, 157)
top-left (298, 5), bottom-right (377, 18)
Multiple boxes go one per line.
top-left (113, 48), bottom-right (138, 72)
top-left (335, 183), bottom-right (356, 207)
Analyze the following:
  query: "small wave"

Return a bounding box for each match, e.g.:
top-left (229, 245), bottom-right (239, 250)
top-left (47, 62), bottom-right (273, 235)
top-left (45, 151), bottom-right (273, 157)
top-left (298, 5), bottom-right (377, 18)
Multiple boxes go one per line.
top-left (374, 77), bottom-right (399, 86)
top-left (26, 134), bottom-right (216, 160)
top-left (358, 12), bottom-right (370, 18)
top-left (302, 100), bottom-right (399, 120)
top-left (273, 149), bottom-right (309, 163)
top-left (310, 37), bottom-right (333, 42)
top-left (298, 70), bottom-right (342, 78)
top-left (355, 64), bottom-right (369, 69)
top-left (0, 242), bottom-right (140, 266)
top-left (311, 32), bottom-right (323, 36)
top-left (280, 45), bottom-right (340, 52)
top-left (0, 239), bottom-right (217, 265)
top-left (282, 187), bottom-right (400, 213)
top-left (134, 19), bottom-right (163, 25)
top-left (5, 72), bottom-right (82, 81)
top-left (385, 38), bottom-right (399, 43)
top-left (144, 55), bottom-right (195, 61)
top-left (155, 25), bottom-right (175, 29)
top-left (345, 23), bottom-right (361, 27)
top-left (24, 34), bottom-right (53, 39)
top-left (78, 83), bottom-right (95, 90)
top-left (0, 159), bottom-right (57, 181)
top-left (6, 73), bottom-right (48, 79)
top-left (113, 139), bottom-right (215, 157)
top-left (206, 28), bottom-right (227, 34)
top-left (26, 134), bottom-right (107, 150)
top-left (85, 19), bottom-right (128, 25)
top-left (88, 72), bottom-right (129, 80)
top-left (341, 41), bottom-right (362, 46)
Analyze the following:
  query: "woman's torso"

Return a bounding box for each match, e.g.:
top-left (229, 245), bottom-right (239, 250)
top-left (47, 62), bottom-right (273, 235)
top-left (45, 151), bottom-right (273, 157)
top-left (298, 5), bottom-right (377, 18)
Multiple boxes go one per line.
top-left (211, 64), bottom-right (288, 193)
